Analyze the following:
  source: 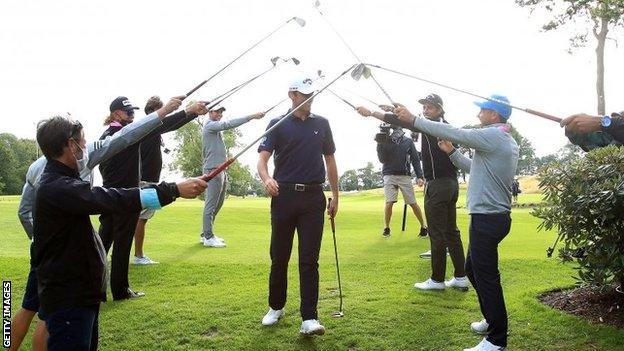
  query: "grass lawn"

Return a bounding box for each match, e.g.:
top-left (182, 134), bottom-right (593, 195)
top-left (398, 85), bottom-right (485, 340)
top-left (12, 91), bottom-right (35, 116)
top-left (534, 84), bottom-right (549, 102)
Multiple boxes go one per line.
top-left (1, 191), bottom-right (623, 350)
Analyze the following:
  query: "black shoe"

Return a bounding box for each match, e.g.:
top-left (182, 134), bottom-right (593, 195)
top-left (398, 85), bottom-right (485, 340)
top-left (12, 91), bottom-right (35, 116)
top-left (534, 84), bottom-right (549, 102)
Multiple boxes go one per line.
top-left (419, 227), bottom-right (428, 237)
top-left (382, 228), bottom-right (391, 237)
top-left (113, 288), bottom-right (145, 301)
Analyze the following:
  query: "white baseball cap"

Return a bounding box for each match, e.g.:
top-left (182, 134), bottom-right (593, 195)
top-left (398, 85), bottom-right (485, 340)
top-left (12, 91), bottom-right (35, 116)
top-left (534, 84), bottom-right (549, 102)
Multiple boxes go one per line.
top-left (288, 76), bottom-right (316, 95)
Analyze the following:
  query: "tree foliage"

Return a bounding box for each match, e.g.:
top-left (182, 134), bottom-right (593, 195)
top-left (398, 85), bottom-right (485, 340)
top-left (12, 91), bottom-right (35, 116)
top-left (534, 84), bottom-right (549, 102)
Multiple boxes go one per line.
top-left (0, 133), bottom-right (39, 195)
top-left (515, 0), bottom-right (624, 114)
top-left (533, 145), bottom-right (624, 291)
top-left (339, 162), bottom-right (383, 191)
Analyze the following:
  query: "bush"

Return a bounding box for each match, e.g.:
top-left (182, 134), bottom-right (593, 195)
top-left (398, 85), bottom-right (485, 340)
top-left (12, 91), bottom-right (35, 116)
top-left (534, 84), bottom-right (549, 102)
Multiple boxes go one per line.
top-left (533, 145), bottom-right (624, 291)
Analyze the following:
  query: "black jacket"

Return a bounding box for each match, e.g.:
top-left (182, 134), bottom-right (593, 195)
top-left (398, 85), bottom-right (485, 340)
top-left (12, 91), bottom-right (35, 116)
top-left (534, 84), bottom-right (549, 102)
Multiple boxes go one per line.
top-left (383, 113), bottom-right (458, 181)
top-left (33, 159), bottom-right (179, 315)
top-left (100, 110), bottom-right (196, 187)
top-left (377, 135), bottom-right (423, 177)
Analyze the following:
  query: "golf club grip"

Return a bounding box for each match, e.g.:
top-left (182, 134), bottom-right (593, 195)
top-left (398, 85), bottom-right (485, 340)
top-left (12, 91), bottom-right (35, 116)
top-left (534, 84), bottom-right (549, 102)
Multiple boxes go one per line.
top-left (200, 158), bottom-right (235, 182)
top-left (328, 198), bottom-right (336, 230)
top-left (184, 80), bottom-right (208, 100)
top-left (525, 108), bottom-right (562, 123)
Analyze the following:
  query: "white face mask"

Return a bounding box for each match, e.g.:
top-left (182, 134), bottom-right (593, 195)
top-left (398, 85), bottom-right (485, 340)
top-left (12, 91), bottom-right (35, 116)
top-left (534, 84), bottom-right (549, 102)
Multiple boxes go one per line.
top-left (71, 139), bottom-right (89, 174)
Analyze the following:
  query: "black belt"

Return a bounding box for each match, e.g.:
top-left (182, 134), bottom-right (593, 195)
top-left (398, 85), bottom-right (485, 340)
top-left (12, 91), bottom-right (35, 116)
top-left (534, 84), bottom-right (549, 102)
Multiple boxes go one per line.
top-left (279, 182), bottom-right (323, 192)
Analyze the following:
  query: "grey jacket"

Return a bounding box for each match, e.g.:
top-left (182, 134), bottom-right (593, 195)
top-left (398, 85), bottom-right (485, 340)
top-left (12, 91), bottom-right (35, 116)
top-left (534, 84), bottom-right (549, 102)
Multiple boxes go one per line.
top-left (412, 117), bottom-right (518, 214)
top-left (202, 116), bottom-right (253, 170)
top-left (17, 112), bottom-right (162, 239)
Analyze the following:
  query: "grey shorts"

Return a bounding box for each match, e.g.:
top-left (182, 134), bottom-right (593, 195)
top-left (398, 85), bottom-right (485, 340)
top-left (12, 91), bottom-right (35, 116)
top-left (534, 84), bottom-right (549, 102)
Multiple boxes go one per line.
top-left (383, 175), bottom-right (416, 204)
top-left (139, 181), bottom-right (157, 220)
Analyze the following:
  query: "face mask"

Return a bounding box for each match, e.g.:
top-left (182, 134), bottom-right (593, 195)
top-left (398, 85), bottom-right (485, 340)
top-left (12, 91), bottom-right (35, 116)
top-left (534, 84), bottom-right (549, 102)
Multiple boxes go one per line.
top-left (71, 139), bottom-right (89, 174)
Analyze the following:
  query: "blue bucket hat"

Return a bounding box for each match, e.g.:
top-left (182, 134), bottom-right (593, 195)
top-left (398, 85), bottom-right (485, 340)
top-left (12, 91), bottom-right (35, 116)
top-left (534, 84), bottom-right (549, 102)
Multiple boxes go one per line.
top-left (474, 94), bottom-right (511, 121)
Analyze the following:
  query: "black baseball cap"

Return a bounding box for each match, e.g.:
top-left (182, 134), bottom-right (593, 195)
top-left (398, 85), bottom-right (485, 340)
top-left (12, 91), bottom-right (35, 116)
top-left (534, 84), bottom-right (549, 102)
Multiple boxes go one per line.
top-left (210, 106), bottom-right (226, 112)
top-left (109, 96), bottom-right (140, 113)
top-left (418, 93), bottom-right (443, 111)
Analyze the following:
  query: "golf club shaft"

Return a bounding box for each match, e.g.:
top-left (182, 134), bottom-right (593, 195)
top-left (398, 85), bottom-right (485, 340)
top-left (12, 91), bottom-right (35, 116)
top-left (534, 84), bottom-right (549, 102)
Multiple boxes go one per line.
top-left (367, 63), bottom-right (563, 123)
top-left (200, 64), bottom-right (358, 182)
top-left (184, 18), bottom-right (299, 99)
top-left (328, 198), bottom-right (343, 312)
top-left (344, 89), bottom-right (381, 106)
top-left (207, 65), bottom-right (276, 109)
top-left (401, 203), bottom-right (407, 232)
top-left (263, 98), bottom-right (288, 114)
top-left (328, 89), bottom-right (356, 109)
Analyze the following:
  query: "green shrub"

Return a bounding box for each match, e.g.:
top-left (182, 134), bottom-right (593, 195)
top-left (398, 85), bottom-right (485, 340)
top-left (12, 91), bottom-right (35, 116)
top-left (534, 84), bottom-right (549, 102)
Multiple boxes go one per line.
top-left (533, 145), bottom-right (624, 291)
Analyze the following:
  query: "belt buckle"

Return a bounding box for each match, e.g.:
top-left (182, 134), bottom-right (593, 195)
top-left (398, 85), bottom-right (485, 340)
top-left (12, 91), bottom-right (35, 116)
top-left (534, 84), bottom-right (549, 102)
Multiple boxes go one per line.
top-left (294, 183), bottom-right (306, 192)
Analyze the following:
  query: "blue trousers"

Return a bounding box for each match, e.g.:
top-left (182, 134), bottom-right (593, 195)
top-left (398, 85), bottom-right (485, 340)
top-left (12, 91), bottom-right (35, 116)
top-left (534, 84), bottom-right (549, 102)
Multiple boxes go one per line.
top-left (46, 304), bottom-right (100, 351)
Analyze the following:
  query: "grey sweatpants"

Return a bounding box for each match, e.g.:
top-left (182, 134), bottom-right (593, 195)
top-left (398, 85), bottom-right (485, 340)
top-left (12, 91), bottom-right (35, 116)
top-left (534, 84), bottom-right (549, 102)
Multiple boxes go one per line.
top-left (202, 170), bottom-right (227, 239)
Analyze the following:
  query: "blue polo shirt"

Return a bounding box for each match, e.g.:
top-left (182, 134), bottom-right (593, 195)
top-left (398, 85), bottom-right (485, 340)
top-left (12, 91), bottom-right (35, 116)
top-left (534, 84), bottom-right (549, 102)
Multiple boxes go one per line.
top-left (258, 112), bottom-right (336, 184)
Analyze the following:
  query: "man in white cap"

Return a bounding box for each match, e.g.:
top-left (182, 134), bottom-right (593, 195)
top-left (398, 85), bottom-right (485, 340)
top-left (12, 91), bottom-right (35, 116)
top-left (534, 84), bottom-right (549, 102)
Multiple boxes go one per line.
top-left (257, 77), bottom-right (339, 336)
top-left (394, 94), bottom-right (518, 351)
top-left (200, 105), bottom-right (265, 247)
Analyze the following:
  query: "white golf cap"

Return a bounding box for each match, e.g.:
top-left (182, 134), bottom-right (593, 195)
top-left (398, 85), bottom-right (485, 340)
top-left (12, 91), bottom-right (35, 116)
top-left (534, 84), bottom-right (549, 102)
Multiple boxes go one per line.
top-left (288, 76), bottom-right (316, 95)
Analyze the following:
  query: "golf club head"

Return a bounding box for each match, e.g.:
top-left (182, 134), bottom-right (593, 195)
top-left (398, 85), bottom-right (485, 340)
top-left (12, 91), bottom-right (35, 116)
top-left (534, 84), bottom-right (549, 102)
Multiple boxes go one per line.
top-left (331, 311), bottom-right (344, 318)
top-left (314, 0), bottom-right (321, 9)
top-left (292, 17), bottom-right (306, 27)
top-left (270, 56), bottom-right (280, 66)
top-left (351, 63), bottom-right (366, 81)
top-left (291, 57), bottom-right (301, 65)
top-left (317, 70), bottom-right (325, 79)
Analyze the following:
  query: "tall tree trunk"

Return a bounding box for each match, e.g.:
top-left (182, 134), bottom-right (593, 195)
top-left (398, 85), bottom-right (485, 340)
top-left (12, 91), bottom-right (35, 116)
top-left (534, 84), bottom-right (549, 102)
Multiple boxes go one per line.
top-left (594, 16), bottom-right (608, 115)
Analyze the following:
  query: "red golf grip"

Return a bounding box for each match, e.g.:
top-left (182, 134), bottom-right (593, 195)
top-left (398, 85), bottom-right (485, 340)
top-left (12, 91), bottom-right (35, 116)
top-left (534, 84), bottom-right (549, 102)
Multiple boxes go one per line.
top-left (525, 108), bottom-right (562, 123)
top-left (200, 158), bottom-right (235, 182)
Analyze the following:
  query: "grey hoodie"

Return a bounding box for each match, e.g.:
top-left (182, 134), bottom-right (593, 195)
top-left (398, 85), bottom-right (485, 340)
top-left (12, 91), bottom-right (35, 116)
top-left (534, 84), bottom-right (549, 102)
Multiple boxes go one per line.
top-left (412, 117), bottom-right (518, 214)
top-left (202, 116), bottom-right (253, 170)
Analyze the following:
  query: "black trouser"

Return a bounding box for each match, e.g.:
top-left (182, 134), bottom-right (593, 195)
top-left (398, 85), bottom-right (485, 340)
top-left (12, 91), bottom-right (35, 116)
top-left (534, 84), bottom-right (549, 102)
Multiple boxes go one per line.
top-left (424, 178), bottom-right (466, 282)
top-left (46, 304), bottom-right (100, 351)
top-left (465, 213), bottom-right (511, 348)
top-left (98, 212), bottom-right (140, 299)
top-left (269, 187), bottom-right (326, 320)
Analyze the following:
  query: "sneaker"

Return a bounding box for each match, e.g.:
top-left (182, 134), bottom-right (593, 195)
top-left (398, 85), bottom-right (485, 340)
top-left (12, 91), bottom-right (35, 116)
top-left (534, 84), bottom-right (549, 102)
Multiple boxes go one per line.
top-left (419, 250), bottom-right (431, 259)
top-left (203, 236), bottom-right (226, 248)
top-left (261, 308), bottom-right (284, 326)
top-left (213, 235), bottom-right (226, 243)
top-left (419, 227), bottom-right (428, 237)
top-left (382, 228), bottom-right (391, 237)
top-left (470, 319), bottom-right (489, 335)
top-left (414, 278), bottom-right (445, 290)
top-left (445, 276), bottom-right (469, 291)
top-left (463, 338), bottom-right (505, 351)
top-left (299, 319), bottom-right (325, 336)
top-left (199, 235), bottom-right (204, 244)
top-left (133, 255), bottom-right (158, 265)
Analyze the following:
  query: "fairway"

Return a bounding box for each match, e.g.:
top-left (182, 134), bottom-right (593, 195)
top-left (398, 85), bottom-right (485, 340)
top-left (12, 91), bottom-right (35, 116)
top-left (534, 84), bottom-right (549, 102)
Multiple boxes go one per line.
top-left (1, 191), bottom-right (623, 351)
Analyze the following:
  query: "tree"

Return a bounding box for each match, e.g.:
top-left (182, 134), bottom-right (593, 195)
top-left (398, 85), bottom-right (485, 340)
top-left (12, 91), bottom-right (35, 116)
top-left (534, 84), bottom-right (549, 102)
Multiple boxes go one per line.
top-left (339, 170), bottom-right (360, 191)
top-left (357, 162), bottom-right (382, 189)
top-left (0, 133), bottom-right (38, 195)
top-left (171, 122), bottom-right (261, 197)
top-left (516, 0), bottom-right (624, 115)
top-left (533, 145), bottom-right (624, 291)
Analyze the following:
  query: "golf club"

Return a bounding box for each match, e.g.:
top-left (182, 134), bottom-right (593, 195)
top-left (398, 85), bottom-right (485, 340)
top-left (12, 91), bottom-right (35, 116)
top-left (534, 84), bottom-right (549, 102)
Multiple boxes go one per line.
top-left (199, 63), bottom-right (358, 182)
top-left (328, 197), bottom-right (344, 318)
top-left (313, 1), bottom-right (395, 104)
top-left (207, 57), bottom-right (299, 110)
top-left (183, 17), bottom-right (306, 99)
top-left (263, 98), bottom-right (289, 115)
top-left (327, 89), bottom-right (357, 110)
top-left (365, 63), bottom-right (563, 123)
top-left (343, 89), bottom-right (383, 107)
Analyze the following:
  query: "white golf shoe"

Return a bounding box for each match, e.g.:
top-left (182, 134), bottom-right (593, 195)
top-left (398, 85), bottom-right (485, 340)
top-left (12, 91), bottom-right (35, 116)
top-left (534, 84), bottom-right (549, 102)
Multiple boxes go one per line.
top-left (203, 236), bottom-right (226, 248)
top-left (445, 276), bottom-right (470, 291)
top-left (414, 278), bottom-right (445, 290)
top-left (463, 338), bottom-right (505, 350)
top-left (299, 319), bottom-right (325, 336)
top-left (261, 308), bottom-right (284, 326)
top-left (471, 319), bottom-right (490, 335)
top-left (132, 255), bottom-right (158, 265)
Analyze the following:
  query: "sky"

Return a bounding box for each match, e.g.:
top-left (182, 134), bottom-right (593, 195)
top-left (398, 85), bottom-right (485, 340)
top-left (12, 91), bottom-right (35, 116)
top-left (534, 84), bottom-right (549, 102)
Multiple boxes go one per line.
top-left (1, 0), bottom-right (622, 182)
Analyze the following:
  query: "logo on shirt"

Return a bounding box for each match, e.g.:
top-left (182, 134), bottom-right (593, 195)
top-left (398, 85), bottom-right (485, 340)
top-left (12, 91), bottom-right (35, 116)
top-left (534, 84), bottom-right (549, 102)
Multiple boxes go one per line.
top-left (314, 130), bottom-right (319, 135)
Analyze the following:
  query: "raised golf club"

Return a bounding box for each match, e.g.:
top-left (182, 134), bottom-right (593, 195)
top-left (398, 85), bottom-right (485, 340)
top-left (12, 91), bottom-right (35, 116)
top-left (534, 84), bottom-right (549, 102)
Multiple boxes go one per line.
top-left (315, 70), bottom-right (357, 110)
top-left (343, 89), bottom-right (383, 107)
top-left (328, 197), bottom-right (344, 318)
top-left (207, 57), bottom-right (300, 110)
top-left (364, 63), bottom-right (563, 123)
top-left (183, 17), bottom-right (306, 100)
top-left (314, 1), bottom-right (395, 104)
top-left (199, 63), bottom-right (359, 182)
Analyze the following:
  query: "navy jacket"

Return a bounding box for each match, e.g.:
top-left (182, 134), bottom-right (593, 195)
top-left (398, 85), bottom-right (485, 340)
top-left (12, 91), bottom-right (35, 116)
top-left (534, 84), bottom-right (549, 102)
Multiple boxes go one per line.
top-left (377, 136), bottom-right (423, 177)
top-left (33, 159), bottom-right (178, 314)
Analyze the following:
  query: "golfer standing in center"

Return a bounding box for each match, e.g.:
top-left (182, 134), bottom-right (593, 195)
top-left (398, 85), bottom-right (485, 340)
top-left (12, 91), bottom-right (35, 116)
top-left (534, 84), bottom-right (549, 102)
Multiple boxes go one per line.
top-left (257, 77), bottom-right (339, 336)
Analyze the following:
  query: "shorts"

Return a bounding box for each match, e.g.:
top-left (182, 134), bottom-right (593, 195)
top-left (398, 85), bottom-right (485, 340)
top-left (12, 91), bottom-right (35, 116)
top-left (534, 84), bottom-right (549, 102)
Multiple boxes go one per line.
top-left (22, 268), bottom-right (45, 319)
top-left (383, 175), bottom-right (416, 204)
top-left (139, 181), bottom-right (158, 220)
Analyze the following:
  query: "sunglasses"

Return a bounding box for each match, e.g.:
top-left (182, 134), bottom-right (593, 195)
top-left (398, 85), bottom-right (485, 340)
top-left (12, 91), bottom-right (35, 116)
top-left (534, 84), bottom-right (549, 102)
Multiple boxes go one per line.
top-left (125, 109), bottom-right (135, 116)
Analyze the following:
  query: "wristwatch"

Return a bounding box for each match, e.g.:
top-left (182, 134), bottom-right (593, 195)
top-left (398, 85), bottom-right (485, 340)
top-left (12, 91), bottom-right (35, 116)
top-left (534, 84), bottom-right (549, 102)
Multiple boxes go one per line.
top-left (601, 115), bottom-right (612, 128)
